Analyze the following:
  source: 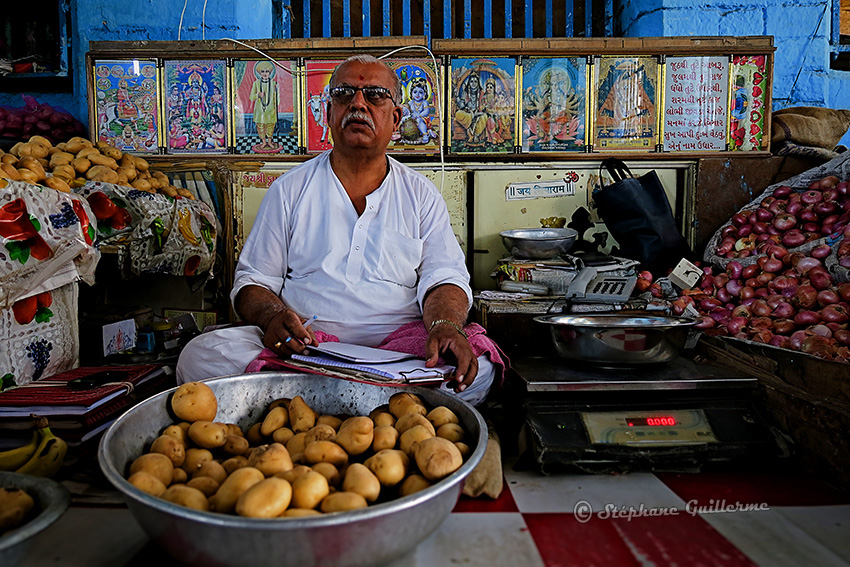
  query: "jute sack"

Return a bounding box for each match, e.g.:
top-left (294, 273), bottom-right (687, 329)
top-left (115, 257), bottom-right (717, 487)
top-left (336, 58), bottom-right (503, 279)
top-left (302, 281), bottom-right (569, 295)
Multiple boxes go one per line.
top-left (771, 107), bottom-right (850, 150)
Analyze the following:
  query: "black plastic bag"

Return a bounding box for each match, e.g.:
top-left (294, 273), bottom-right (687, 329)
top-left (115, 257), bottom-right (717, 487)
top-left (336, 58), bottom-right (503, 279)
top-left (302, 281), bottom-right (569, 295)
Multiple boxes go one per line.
top-left (592, 157), bottom-right (693, 275)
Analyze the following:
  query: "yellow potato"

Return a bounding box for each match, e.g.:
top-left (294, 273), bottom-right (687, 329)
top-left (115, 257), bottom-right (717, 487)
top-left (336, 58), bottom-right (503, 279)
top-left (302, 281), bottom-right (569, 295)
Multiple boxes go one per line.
top-left (133, 156), bottom-right (150, 171)
top-left (50, 164), bottom-right (76, 181)
top-left (221, 456), bottom-right (249, 476)
top-left (28, 135), bottom-right (52, 148)
top-left (0, 163), bottom-right (20, 180)
top-left (71, 157), bottom-right (91, 174)
top-left (16, 168), bottom-right (39, 185)
top-left (303, 424), bottom-right (336, 446)
top-left (311, 462), bottom-right (341, 487)
top-left (0, 488), bottom-right (35, 533)
top-left (413, 437), bottom-right (463, 481)
top-left (75, 146), bottom-right (100, 160)
top-left (400, 424), bottom-right (434, 456)
top-left (222, 434), bottom-right (250, 457)
top-left (187, 476), bottom-right (220, 497)
top-left (291, 470), bottom-right (330, 510)
top-left (275, 464), bottom-right (313, 484)
top-left (129, 453), bottom-right (174, 487)
top-left (395, 413), bottom-right (435, 436)
top-left (454, 442), bottom-right (470, 459)
top-left (320, 492), bottom-right (368, 513)
top-left (44, 176), bottom-right (72, 193)
top-left (282, 508), bottom-right (322, 518)
top-left (269, 398), bottom-right (291, 412)
top-left (150, 434), bottom-right (186, 467)
top-left (224, 423), bottom-right (244, 437)
top-left (316, 415), bottom-right (344, 431)
top-left (49, 151), bottom-right (75, 165)
top-left (1, 153), bottom-right (18, 166)
top-left (388, 392), bottom-right (426, 419)
top-left (117, 165), bottom-right (137, 182)
top-left (161, 485), bottom-right (209, 511)
top-left (192, 460), bottom-right (227, 484)
top-left (364, 450), bottom-right (409, 487)
top-left (171, 382), bottom-right (218, 422)
top-left (19, 157), bottom-right (46, 180)
top-left (188, 420), bottom-right (228, 449)
top-left (100, 144), bottom-right (123, 160)
top-left (247, 443), bottom-right (294, 476)
top-left (89, 153), bottom-right (118, 169)
top-left (399, 474), bottom-right (432, 497)
top-left (176, 187), bottom-right (195, 200)
top-left (171, 468), bottom-right (188, 484)
top-left (335, 416), bottom-right (374, 456)
top-left (85, 164), bottom-right (115, 181)
top-left (236, 477), bottom-right (293, 518)
top-left (342, 463), bottom-right (380, 503)
top-left (127, 471), bottom-right (167, 497)
top-left (436, 423), bottom-right (465, 443)
top-left (289, 396), bottom-right (317, 433)
top-left (162, 424), bottom-right (189, 445)
top-left (272, 426), bottom-right (295, 445)
top-left (181, 448), bottom-right (214, 475)
top-left (372, 425), bottom-right (399, 452)
top-left (285, 432), bottom-right (308, 460)
top-left (303, 440), bottom-right (348, 468)
top-left (371, 411), bottom-right (396, 428)
top-left (211, 466), bottom-right (264, 514)
top-left (245, 422), bottom-right (265, 446)
top-left (261, 406), bottom-right (289, 436)
top-left (427, 406), bottom-right (460, 429)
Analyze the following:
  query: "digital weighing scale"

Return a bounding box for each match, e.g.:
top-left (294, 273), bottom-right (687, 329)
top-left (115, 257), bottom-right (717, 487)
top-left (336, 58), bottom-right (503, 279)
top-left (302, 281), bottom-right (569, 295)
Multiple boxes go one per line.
top-left (509, 356), bottom-right (784, 474)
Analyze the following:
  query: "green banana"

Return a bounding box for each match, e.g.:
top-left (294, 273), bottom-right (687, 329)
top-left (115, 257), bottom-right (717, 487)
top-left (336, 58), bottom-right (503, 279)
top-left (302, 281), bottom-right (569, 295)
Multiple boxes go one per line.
top-left (0, 429), bottom-right (41, 471)
top-left (15, 420), bottom-right (67, 478)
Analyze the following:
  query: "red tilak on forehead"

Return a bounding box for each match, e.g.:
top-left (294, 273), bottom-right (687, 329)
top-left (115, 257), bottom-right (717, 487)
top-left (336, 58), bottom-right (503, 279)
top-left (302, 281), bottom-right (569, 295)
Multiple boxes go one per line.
top-left (359, 75), bottom-right (364, 80)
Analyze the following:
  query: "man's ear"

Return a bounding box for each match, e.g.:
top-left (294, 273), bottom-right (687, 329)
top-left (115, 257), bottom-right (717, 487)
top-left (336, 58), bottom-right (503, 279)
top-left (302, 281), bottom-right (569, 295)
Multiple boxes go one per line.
top-left (392, 105), bottom-right (403, 130)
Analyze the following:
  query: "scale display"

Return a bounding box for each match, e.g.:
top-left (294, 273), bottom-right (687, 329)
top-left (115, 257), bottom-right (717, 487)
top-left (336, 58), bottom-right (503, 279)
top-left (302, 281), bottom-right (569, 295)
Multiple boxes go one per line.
top-left (581, 409), bottom-right (717, 446)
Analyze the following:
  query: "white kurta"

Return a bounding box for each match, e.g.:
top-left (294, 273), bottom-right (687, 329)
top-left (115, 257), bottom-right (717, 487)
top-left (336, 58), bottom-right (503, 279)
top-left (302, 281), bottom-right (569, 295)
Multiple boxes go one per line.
top-left (232, 150), bottom-right (472, 346)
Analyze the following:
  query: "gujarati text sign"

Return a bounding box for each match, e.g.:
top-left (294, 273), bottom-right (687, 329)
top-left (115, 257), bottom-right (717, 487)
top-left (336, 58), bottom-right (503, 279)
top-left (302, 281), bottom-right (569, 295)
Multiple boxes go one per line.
top-left (663, 56), bottom-right (729, 152)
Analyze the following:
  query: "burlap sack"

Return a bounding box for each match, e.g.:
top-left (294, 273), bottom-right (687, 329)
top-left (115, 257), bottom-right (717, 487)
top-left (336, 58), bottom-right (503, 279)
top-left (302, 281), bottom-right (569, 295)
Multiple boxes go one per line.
top-left (771, 107), bottom-right (850, 150)
top-left (462, 421), bottom-right (503, 499)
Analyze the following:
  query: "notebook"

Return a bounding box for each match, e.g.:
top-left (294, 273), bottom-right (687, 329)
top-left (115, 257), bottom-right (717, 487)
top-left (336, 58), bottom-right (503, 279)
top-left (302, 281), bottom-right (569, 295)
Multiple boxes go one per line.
top-left (288, 353), bottom-right (454, 384)
top-left (305, 343), bottom-right (417, 364)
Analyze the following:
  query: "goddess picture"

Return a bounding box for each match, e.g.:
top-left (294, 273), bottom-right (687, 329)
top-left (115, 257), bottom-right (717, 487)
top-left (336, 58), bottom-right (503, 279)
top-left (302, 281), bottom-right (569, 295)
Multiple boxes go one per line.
top-left (521, 57), bottom-right (586, 152)
top-left (164, 60), bottom-right (228, 154)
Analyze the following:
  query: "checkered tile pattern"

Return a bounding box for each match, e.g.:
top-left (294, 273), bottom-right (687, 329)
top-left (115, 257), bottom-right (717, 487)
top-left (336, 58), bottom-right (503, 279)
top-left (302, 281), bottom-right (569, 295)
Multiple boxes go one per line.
top-left (233, 134), bottom-right (300, 155)
top-left (21, 465), bottom-right (850, 566)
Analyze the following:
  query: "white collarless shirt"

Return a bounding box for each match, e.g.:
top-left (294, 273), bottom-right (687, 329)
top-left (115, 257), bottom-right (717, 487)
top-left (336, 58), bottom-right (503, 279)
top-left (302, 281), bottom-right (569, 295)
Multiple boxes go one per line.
top-left (232, 151), bottom-right (472, 346)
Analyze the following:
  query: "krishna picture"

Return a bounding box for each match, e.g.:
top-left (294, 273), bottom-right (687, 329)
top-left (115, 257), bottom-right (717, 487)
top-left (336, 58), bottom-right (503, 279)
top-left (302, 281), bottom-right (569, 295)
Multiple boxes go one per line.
top-left (385, 59), bottom-right (441, 153)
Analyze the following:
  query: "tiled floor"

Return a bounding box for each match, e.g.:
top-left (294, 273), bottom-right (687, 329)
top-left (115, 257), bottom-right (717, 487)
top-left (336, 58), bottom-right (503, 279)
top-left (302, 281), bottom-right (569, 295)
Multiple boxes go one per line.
top-left (20, 463), bottom-right (850, 567)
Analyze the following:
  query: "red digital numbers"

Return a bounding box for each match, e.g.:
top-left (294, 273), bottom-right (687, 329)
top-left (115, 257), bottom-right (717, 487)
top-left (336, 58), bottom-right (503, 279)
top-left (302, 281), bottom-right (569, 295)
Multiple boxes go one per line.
top-left (646, 417), bottom-right (676, 426)
top-left (626, 416), bottom-right (677, 427)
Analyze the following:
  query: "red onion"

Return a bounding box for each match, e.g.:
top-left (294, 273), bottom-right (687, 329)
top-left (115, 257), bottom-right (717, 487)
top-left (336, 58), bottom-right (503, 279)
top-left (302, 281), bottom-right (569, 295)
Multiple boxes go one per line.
top-left (834, 329), bottom-right (850, 345)
top-left (770, 335), bottom-right (790, 348)
top-left (835, 181), bottom-right (849, 196)
top-left (822, 304), bottom-right (849, 324)
top-left (742, 264), bottom-right (760, 279)
top-left (732, 212), bottom-right (748, 227)
top-left (801, 335), bottom-right (836, 359)
top-left (817, 289), bottom-right (840, 307)
top-left (694, 316), bottom-right (716, 330)
top-left (748, 211), bottom-right (758, 225)
top-left (782, 231), bottom-right (806, 248)
top-left (769, 275), bottom-right (798, 292)
top-left (771, 302), bottom-right (796, 319)
top-left (838, 283), bottom-right (850, 302)
top-left (786, 200), bottom-right (803, 215)
top-left (794, 256), bottom-right (822, 276)
top-left (752, 221), bottom-right (769, 234)
top-left (768, 199), bottom-right (787, 215)
top-left (801, 190), bottom-right (823, 205)
top-left (773, 319), bottom-right (796, 335)
top-left (762, 257), bottom-right (784, 273)
top-left (716, 288), bottom-right (732, 304)
top-left (714, 273), bottom-right (730, 288)
top-left (802, 222), bottom-right (820, 233)
top-left (773, 185), bottom-right (793, 198)
top-left (794, 310), bottom-right (822, 325)
top-left (766, 294), bottom-right (786, 309)
top-left (822, 188), bottom-right (840, 202)
top-left (840, 257), bottom-right (850, 268)
top-left (740, 286), bottom-right (755, 300)
top-left (727, 316), bottom-right (748, 335)
top-left (809, 270), bottom-right (833, 291)
top-left (732, 305), bottom-right (752, 318)
top-left (726, 261), bottom-right (743, 279)
top-left (751, 330), bottom-right (775, 344)
top-left (809, 244), bottom-right (832, 259)
top-left (760, 196), bottom-right (776, 209)
top-left (773, 213), bottom-right (796, 231)
top-left (755, 208), bottom-right (773, 222)
top-left (789, 330), bottom-right (810, 350)
top-left (737, 224), bottom-right (753, 237)
top-left (721, 225), bottom-right (737, 238)
top-left (700, 297), bottom-right (723, 311)
top-left (755, 287), bottom-right (770, 298)
top-left (751, 299), bottom-right (771, 317)
top-left (794, 285), bottom-right (818, 309)
top-left (820, 175), bottom-right (839, 189)
top-left (814, 201), bottom-right (837, 217)
top-left (726, 279), bottom-right (743, 297)
top-left (810, 324), bottom-right (832, 338)
top-left (756, 272), bottom-right (775, 286)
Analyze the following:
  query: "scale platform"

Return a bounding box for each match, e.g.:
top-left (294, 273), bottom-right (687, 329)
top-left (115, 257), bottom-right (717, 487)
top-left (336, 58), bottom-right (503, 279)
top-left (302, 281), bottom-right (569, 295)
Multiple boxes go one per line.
top-left (509, 356), bottom-right (784, 474)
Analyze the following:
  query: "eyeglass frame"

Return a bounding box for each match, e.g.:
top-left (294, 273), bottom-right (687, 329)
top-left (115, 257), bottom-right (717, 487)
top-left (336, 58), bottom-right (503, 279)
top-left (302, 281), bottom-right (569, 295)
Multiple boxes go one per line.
top-left (329, 85), bottom-right (396, 105)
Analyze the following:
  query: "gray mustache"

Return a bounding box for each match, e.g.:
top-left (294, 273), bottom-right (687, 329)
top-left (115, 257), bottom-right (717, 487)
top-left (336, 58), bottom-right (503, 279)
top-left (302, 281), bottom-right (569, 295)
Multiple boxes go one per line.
top-left (342, 111), bottom-right (375, 129)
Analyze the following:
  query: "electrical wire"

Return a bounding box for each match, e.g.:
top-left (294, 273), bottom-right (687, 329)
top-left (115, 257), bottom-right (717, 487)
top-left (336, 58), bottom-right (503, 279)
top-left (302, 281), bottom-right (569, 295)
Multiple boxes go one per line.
top-left (178, 0), bottom-right (189, 42)
top-left (202, 0), bottom-right (209, 40)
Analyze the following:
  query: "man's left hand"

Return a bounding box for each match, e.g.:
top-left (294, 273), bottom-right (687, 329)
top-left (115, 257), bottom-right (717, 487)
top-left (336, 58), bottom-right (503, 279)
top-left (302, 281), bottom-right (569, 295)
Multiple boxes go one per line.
top-left (425, 325), bottom-right (477, 392)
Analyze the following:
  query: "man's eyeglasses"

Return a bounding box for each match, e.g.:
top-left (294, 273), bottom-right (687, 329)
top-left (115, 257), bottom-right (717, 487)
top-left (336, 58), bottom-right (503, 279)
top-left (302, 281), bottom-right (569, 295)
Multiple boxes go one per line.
top-left (330, 86), bottom-right (395, 105)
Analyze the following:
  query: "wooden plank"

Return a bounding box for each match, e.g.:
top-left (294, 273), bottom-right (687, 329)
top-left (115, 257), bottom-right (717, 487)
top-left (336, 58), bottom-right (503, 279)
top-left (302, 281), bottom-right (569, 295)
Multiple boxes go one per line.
top-left (363, 0), bottom-right (371, 36)
top-left (525, 0), bottom-right (533, 38)
top-left (484, 0), bottom-right (493, 39)
top-left (304, 0), bottom-right (311, 38)
top-left (464, 0), bottom-right (472, 38)
top-left (343, 0), bottom-right (351, 37)
top-left (545, 0), bottom-right (552, 37)
top-left (505, 0), bottom-right (513, 38)
top-left (323, 0), bottom-right (331, 37)
top-left (444, 0), bottom-right (452, 40)
top-left (383, 0), bottom-right (391, 36)
top-left (403, 0), bottom-right (411, 36)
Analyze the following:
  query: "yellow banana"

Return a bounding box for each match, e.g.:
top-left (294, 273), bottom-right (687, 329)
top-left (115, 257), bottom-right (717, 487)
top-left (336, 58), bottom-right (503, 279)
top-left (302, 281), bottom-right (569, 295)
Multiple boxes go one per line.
top-left (15, 421), bottom-right (67, 478)
top-left (177, 209), bottom-right (199, 245)
top-left (0, 429), bottom-right (41, 471)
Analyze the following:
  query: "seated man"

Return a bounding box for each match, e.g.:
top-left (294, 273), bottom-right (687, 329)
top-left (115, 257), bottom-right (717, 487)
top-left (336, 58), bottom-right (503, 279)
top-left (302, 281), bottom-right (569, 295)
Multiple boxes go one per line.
top-left (177, 55), bottom-right (500, 406)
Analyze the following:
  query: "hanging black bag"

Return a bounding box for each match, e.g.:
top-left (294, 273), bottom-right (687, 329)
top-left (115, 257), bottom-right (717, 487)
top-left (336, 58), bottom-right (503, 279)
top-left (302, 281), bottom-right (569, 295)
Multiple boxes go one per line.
top-left (592, 157), bottom-right (693, 275)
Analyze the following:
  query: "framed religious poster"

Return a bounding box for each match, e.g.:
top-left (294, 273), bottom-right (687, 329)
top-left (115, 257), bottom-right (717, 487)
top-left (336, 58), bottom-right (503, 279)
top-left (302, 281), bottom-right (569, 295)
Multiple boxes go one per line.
top-left (232, 59), bottom-right (300, 155)
top-left (591, 56), bottom-right (659, 151)
top-left (728, 55), bottom-right (769, 151)
top-left (91, 59), bottom-right (160, 153)
top-left (385, 58), bottom-right (441, 154)
top-left (662, 56), bottom-right (729, 152)
top-left (520, 57), bottom-right (587, 152)
top-left (163, 60), bottom-right (228, 154)
top-left (303, 59), bottom-right (342, 153)
top-left (449, 57), bottom-right (517, 154)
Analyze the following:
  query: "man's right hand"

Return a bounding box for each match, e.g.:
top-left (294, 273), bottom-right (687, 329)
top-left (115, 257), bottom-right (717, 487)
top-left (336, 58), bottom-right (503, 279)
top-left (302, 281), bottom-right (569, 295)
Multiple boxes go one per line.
top-left (263, 309), bottom-right (316, 356)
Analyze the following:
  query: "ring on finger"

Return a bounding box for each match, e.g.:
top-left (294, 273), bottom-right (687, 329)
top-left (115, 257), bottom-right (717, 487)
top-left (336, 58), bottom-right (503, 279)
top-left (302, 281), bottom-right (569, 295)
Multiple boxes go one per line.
top-left (274, 341), bottom-right (282, 349)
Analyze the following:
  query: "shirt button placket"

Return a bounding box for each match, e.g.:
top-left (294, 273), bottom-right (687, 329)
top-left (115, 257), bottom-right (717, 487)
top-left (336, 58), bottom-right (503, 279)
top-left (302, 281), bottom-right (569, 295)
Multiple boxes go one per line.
top-left (346, 206), bottom-right (373, 281)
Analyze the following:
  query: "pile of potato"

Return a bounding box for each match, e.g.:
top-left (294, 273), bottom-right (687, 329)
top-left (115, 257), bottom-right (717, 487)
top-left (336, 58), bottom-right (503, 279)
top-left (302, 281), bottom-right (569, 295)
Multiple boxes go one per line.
top-left (0, 487), bottom-right (35, 535)
top-left (125, 382), bottom-right (471, 518)
top-left (0, 135), bottom-right (193, 200)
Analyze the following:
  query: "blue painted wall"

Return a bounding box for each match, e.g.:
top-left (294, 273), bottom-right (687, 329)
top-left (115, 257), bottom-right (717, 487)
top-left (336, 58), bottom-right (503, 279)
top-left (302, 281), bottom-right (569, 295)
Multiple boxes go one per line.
top-left (3, 0), bottom-right (272, 129)
top-left (618, 0), bottom-right (850, 111)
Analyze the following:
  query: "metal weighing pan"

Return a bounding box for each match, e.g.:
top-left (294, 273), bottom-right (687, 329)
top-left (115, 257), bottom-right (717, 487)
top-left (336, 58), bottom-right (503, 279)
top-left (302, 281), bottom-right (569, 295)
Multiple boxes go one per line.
top-left (98, 372), bottom-right (487, 567)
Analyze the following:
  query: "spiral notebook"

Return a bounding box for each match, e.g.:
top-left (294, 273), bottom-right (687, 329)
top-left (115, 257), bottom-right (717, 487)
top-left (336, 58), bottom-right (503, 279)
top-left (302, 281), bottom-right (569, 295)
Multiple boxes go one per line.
top-left (289, 353), bottom-right (454, 384)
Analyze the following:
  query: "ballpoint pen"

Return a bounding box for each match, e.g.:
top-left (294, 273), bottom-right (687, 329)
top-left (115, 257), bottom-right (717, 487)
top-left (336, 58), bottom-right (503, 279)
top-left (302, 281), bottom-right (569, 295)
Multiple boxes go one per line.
top-left (284, 314), bottom-right (318, 344)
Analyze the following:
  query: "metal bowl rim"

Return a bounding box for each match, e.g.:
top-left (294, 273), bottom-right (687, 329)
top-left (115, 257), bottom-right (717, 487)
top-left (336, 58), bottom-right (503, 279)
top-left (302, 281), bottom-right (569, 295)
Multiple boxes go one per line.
top-left (499, 228), bottom-right (579, 241)
top-left (0, 472), bottom-right (71, 551)
top-left (533, 314), bottom-right (699, 328)
top-left (98, 372), bottom-right (487, 529)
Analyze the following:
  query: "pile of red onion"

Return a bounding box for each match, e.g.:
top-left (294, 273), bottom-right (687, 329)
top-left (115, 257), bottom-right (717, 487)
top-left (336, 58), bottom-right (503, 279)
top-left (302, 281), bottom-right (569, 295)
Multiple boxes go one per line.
top-left (714, 175), bottom-right (850, 259)
top-left (682, 247), bottom-right (850, 361)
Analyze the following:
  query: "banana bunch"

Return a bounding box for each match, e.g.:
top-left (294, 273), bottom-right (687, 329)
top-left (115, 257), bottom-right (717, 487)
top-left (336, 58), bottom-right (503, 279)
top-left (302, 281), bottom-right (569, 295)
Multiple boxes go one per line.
top-left (0, 417), bottom-right (67, 478)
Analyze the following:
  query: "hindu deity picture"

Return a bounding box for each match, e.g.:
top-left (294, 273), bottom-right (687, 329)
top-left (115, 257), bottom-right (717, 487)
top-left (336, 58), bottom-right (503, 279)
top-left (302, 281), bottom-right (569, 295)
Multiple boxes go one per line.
top-left (92, 59), bottom-right (159, 153)
top-left (232, 59), bottom-right (300, 155)
top-left (303, 59), bottom-right (342, 153)
top-left (592, 56), bottom-right (659, 151)
top-left (521, 57), bottom-right (586, 152)
top-left (449, 57), bottom-right (517, 154)
top-left (164, 60), bottom-right (228, 154)
top-left (728, 55), bottom-right (768, 151)
top-left (385, 59), bottom-right (441, 153)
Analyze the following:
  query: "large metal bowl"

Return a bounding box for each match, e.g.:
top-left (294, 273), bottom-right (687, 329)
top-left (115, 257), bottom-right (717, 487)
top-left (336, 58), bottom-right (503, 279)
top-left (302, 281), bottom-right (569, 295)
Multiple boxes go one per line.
top-left (0, 471), bottom-right (71, 567)
top-left (500, 228), bottom-right (578, 259)
top-left (98, 372), bottom-right (487, 567)
top-left (534, 314), bottom-right (698, 367)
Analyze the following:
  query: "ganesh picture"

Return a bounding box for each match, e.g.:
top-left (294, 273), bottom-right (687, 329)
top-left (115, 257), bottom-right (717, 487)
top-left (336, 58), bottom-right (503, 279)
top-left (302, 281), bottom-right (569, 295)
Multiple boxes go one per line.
top-left (450, 57), bottom-right (517, 154)
top-left (385, 59), bottom-right (441, 153)
top-left (521, 57), bottom-right (586, 152)
top-left (233, 59), bottom-right (299, 155)
top-left (93, 59), bottom-right (159, 153)
top-left (304, 59), bottom-right (342, 153)
top-left (592, 56), bottom-right (659, 151)
top-left (164, 60), bottom-right (229, 154)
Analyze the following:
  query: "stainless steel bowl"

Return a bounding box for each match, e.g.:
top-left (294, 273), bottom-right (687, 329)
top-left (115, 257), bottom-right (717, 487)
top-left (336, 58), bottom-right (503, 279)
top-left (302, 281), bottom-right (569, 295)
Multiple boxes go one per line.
top-left (0, 471), bottom-right (71, 566)
top-left (534, 314), bottom-right (698, 366)
top-left (98, 372), bottom-right (487, 567)
top-left (500, 228), bottom-right (578, 259)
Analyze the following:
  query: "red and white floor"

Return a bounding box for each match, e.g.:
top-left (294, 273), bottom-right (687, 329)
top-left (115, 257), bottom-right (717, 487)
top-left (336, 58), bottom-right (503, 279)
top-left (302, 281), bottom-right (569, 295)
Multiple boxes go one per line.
top-left (23, 464), bottom-right (850, 566)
